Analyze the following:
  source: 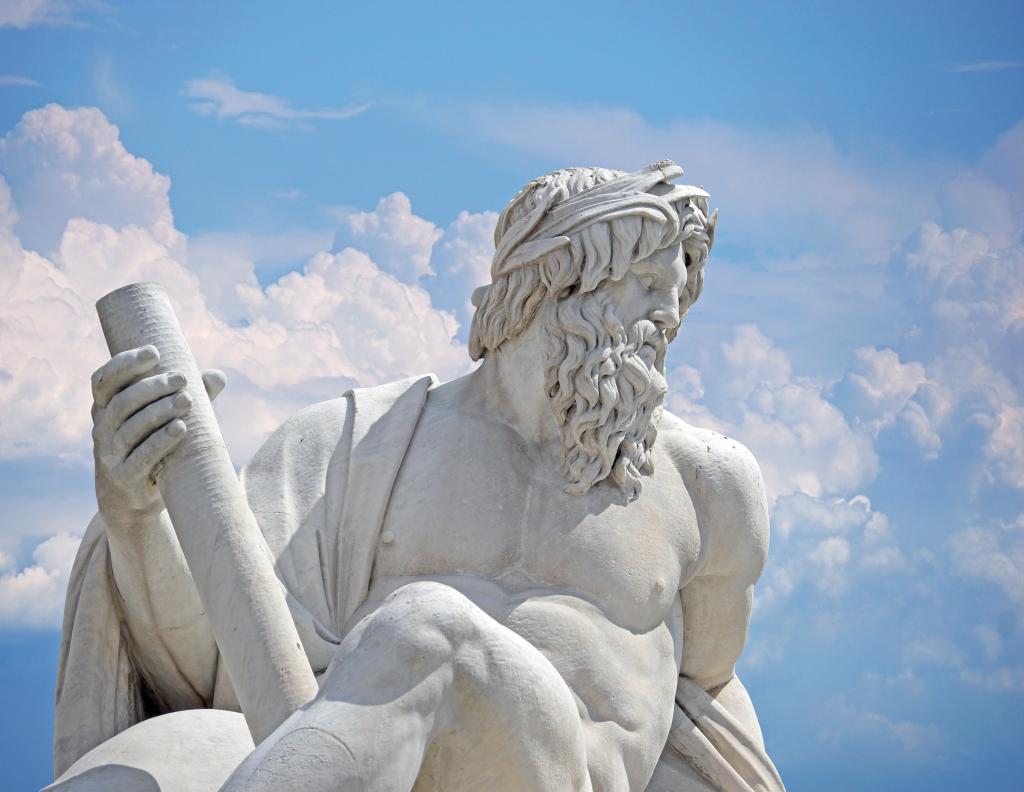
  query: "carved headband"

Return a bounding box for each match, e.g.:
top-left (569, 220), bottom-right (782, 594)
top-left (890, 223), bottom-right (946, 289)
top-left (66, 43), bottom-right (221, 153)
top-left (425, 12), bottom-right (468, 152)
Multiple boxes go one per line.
top-left (489, 160), bottom-right (709, 281)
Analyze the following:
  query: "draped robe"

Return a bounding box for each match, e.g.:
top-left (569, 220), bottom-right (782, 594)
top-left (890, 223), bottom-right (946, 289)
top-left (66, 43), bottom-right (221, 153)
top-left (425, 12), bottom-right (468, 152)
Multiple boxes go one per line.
top-left (54, 376), bottom-right (783, 792)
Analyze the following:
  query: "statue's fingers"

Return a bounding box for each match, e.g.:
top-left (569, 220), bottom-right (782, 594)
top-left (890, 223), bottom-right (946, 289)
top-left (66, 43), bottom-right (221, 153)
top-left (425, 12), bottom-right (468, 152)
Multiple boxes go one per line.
top-left (120, 419), bottom-right (187, 486)
top-left (91, 346), bottom-right (160, 408)
top-left (97, 371), bottom-right (187, 444)
top-left (201, 369), bottom-right (227, 402)
top-left (111, 391), bottom-right (192, 461)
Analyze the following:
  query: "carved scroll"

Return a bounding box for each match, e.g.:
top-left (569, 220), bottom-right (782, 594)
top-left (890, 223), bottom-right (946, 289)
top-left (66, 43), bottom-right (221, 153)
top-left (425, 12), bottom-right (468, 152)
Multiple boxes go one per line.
top-left (96, 282), bottom-right (318, 744)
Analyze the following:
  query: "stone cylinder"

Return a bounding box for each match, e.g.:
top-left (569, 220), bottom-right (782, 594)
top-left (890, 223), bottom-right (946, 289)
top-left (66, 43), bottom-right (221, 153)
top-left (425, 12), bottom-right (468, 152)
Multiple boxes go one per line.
top-left (96, 282), bottom-right (318, 745)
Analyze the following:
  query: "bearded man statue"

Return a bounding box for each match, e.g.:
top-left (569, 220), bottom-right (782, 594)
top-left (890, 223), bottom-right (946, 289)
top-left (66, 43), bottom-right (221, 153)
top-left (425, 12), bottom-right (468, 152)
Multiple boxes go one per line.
top-left (51, 161), bottom-right (786, 792)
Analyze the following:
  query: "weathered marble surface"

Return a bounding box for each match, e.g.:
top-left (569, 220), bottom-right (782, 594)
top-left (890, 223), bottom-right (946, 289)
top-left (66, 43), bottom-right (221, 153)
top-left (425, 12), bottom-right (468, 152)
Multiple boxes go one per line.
top-left (52, 162), bottom-right (785, 791)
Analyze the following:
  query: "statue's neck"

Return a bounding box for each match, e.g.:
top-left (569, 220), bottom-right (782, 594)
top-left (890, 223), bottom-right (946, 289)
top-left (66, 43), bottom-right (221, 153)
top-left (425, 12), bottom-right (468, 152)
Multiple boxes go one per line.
top-left (471, 319), bottom-right (561, 448)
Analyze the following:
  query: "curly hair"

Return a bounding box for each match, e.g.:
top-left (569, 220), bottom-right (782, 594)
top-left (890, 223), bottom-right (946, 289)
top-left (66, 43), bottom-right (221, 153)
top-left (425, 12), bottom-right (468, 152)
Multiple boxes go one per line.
top-left (468, 165), bottom-right (715, 361)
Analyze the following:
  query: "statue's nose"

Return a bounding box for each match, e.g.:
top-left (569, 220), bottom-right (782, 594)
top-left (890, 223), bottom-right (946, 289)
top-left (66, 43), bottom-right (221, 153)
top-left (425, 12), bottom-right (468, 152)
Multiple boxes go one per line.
top-left (649, 299), bottom-right (680, 331)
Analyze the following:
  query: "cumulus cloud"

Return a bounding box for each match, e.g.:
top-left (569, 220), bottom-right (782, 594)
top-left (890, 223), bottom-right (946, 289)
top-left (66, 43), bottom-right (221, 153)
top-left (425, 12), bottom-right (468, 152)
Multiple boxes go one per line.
top-left (756, 494), bottom-right (899, 609)
top-left (327, 196), bottom-right (498, 328)
top-left (807, 537), bottom-right (852, 596)
top-left (834, 346), bottom-right (949, 457)
top-left (0, 532), bottom-right (79, 627)
top-left (891, 217), bottom-right (1024, 487)
top-left (947, 522), bottom-right (1024, 617)
top-left (186, 228), bottom-right (333, 323)
top-left (427, 208), bottom-right (498, 325)
top-left (820, 699), bottom-right (943, 754)
top-left (431, 210), bottom-right (497, 288)
top-left (183, 75), bottom-right (372, 131)
top-left (330, 192), bottom-right (442, 281)
top-left (665, 324), bottom-right (914, 612)
top-left (0, 104), bottom-right (176, 253)
top-left (0, 104), bottom-right (470, 466)
top-left (422, 100), bottom-right (1022, 496)
top-left (668, 325), bottom-right (878, 501)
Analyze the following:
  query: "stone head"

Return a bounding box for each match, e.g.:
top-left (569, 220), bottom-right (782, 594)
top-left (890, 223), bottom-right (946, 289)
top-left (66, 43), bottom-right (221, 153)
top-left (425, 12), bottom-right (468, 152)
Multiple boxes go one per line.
top-left (468, 162), bottom-right (717, 502)
top-left (468, 160), bottom-right (716, 362)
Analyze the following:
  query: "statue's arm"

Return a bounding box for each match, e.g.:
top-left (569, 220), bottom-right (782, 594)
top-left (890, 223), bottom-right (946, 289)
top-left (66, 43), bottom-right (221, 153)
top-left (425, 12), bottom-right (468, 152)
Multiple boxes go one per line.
top-left (105, 508), bottom-right (219, 708)
top-left (676, 428), bottom-right (770, 744)
top-left (90, 348), bottom-right (223, 710)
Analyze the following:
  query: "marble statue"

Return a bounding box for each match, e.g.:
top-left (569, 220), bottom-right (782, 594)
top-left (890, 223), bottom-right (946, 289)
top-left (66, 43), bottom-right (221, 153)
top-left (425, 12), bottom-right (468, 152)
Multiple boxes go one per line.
top-left (49, 161), bottom-right (786, 791)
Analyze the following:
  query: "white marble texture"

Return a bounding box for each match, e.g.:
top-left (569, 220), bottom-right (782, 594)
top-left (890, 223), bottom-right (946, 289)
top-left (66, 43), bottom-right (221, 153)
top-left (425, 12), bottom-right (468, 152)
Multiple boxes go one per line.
top-left (52, 162), bottom-right (785, 791)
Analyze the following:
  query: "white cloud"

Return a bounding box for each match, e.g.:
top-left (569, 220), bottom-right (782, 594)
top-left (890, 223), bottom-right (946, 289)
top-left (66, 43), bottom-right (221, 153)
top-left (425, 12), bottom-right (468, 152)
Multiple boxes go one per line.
top-left (0, 74), bottom-right (40, 86)
top-left (835, 346), bottom-right (948, 457)
top-left (0, 532), bottom-right (79, 628)
top-left (974, 624), bottom-right (1003, 661)
top-left (867, 121), bottom-right (1024, 488)
top-left (808, 537), bottom-right (852, 596)
top-left (902, 634), bottom-right (965, 669)
top-left (668, 325), bottom-right (877, 501)
top-left (984, 404), bottom-right (1024, 488)
top-left (432, 210), bottom-right (497, 287)
top-left (718, 324), bottom-right (792, 399)
top-left (419, 101), bottom-right (1023, 497)
top-left (330, 192), bottom-right (442, 280)
top-left (0, 104), bottom-right (471, 467)
top-left (772, 492), bottom-right (876, 540)
top-left (426, 208), bottom-right (498, 325)
top-left (860, 545), bottom-right (905, 572)
top-left (0, 0), bottom-right (107, 28)
top-left (186, 228), bottom-right (334, 322)
top-left (959, 667), bottom-right (1024, 692)
top-left (413, 99), bottom-right (939, 264)
top-left (91, 52), bottom-right (132, 117)
top-left (862, 668), bottom-right (926, 696)
top-left (947, 524), bottom-right (1024, 616)
top-left (820, 699), bottom-right (943, 754)
top-left (860, 711), bottom-right (943, 753)
top-left (0, 103), bottom-right (176, 254)
top-left (945, 61), bottom-right (1024, 73)
top-left (756, 493), bottom-right (899, 609)
top-left (183, 75), bottom-right (372, 131)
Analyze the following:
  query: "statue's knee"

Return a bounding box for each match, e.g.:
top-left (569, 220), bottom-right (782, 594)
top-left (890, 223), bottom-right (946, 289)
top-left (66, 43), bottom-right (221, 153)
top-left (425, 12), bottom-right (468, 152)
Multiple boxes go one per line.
top-left (366, 582), bottom-right (483, 667)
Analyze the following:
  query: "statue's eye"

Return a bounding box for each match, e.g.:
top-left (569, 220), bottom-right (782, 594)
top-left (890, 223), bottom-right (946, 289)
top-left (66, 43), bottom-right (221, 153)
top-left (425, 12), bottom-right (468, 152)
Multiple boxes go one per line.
top-left (638, 274), bottom-right (656, 289)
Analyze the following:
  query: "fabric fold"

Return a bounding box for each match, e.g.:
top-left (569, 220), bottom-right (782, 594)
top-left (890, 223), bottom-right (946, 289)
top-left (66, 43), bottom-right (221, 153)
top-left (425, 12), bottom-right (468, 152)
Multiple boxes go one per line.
top-left (664, 677), bottom-right (786, 792)
top-left (53, 375), bottom-right (435, 778)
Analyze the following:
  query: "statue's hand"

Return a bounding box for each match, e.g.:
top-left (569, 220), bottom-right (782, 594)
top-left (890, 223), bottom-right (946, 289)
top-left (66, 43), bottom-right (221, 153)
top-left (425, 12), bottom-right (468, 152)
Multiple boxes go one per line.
top-left (91, 345), bottom-right (226, 525)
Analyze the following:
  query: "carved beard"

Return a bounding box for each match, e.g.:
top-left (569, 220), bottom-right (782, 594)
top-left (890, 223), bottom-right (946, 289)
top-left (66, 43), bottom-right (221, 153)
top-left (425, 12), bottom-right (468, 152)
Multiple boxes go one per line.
top-left (543, 288), bottom-right (669, 503)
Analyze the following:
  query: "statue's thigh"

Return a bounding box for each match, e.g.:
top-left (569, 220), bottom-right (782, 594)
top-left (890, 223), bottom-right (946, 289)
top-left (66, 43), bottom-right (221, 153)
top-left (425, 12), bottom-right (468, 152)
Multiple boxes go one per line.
top-left (45, 710), bottom-right (253, 792)
top-left (328, 581), bottom-right (592, 792)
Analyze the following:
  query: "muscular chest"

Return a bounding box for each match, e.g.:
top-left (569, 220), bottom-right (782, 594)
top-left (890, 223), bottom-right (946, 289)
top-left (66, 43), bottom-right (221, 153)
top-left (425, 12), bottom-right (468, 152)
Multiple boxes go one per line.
top-left (374, 416), bottom-right (703, 629)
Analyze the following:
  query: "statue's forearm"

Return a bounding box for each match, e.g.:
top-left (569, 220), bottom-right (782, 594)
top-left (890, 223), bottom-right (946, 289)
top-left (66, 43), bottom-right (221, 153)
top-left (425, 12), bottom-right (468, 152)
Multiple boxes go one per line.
top-left (105, 509), bottom-right (219, 707)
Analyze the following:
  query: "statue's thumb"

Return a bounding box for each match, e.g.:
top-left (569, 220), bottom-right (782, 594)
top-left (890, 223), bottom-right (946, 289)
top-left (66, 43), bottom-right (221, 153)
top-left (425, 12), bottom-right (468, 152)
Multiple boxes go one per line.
top-left (201, 369), bottom-right (227, 402)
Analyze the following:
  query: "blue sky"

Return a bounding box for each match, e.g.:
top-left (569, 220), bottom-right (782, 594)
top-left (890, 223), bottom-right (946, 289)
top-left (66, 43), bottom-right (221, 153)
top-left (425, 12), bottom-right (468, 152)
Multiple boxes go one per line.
top-left (1, 1), bottom-right (1022, 789)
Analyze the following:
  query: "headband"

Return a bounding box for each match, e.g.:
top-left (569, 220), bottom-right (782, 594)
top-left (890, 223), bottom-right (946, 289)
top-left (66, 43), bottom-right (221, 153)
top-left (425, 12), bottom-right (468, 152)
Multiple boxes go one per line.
top-left (490, 160), bottom-right (708, 281)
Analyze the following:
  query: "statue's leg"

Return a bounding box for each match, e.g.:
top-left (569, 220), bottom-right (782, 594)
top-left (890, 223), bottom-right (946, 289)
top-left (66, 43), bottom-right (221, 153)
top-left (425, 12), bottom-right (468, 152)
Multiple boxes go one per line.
top-left (222, 582), bottom-right (592, 792)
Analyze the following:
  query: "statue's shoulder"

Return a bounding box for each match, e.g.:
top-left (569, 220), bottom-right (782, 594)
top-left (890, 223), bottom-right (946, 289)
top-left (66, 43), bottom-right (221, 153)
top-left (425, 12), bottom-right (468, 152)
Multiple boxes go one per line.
top-left (247, 375), bottom-right (436, 479)
top-left (246, 396), bottom-right (351, 475)
top-left (656, 410), bottom-right (770, 580)
top-left (656, 410), bottom-right (764, 489)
